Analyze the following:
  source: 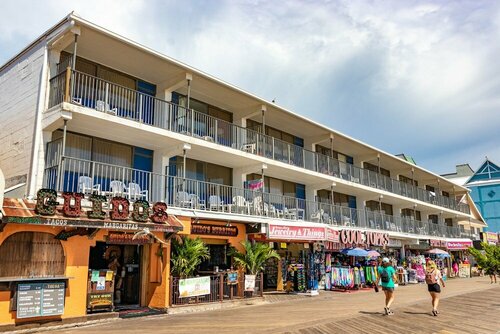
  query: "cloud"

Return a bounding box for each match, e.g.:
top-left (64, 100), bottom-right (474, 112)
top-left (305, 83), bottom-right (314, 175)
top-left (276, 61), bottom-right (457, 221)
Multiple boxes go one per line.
top-left (1, 0), bottom-right (499, 174)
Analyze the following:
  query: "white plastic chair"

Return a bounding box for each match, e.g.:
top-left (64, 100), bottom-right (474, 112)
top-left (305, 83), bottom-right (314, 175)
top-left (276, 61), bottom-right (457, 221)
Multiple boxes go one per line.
top-left (232, 196), bottom-right (248, 214)
top-left (78, 176), bottom-right (100, 195)
top-left (127, 182), bottom-right (148, 201)
top-left (209, 195), bottom-right (225, 211)
top-left (189, 194), bottom-right (206, 210)
top-left (176, 191), bottom-right (192, 207)
top-left (109, 180), bottom-right (126, 197)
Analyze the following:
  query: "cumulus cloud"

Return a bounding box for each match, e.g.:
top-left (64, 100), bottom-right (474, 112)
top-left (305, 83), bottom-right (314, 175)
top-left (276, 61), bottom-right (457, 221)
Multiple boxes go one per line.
top-left (1, 0), bottom-right (499, 173)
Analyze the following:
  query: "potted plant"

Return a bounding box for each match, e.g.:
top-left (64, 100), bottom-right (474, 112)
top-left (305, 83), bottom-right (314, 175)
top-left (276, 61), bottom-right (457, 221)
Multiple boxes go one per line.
top-left (171, 236), bottom-right (210, 278)
top-left (229, 241), bottom-right (280, 293)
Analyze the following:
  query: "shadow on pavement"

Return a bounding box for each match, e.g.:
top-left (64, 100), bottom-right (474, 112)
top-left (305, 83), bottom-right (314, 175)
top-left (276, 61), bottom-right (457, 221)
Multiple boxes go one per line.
top-left (403, 311), bottom-right (433, 316)
top-left (358, 311), bottom-right (384, 315)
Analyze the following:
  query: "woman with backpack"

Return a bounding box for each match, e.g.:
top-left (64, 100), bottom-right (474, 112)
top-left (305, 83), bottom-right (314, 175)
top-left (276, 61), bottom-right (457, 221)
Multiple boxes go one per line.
top-left (376, 257), bottom-right (397, 315)
top-left (425, 260), bottom-right (446, 316)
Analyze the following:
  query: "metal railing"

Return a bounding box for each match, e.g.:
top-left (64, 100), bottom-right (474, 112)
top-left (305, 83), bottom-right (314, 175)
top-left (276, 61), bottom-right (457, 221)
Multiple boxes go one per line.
top-left (43, 155), bottom-right (462, 238)
top-left (169, 273), bottom-right (263, 306)
top-left (47, 68), bottom-right (469, 214)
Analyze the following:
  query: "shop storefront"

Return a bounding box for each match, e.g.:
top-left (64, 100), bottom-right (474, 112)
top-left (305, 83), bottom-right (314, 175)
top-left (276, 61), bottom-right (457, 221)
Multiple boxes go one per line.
top-left (446, 240), bottom-right (473, 278)
top-left (0, 189), bottom-right (182, 326)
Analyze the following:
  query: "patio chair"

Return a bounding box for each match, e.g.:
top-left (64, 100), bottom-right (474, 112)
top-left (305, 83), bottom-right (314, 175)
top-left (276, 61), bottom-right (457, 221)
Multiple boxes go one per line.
top-left (176, 191), bottom-right (192, 208)
top-left (109, 180), bottom-right (126, 197)
top-left (310, 210), bottom-right (322, 223)
top-left (189, 194), bottom-right (206, 210)
top-left (127, 182), bottom-right (148, 201)
top-left (78, 176), bottom-right (100, 195)
top-left (209, 195), bottom-right (225, 211)
top-left (283, 207), bottom-right (296, 220)
top-left (232, 196), bottom-right (249, 214)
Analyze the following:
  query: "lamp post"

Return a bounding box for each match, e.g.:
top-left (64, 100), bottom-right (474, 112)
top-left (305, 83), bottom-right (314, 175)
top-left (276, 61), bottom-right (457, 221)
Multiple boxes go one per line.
top-left (182, 143), bottom-right (191, 192)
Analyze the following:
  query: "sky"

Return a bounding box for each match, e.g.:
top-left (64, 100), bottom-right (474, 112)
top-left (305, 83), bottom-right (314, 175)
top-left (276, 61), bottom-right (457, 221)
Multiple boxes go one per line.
top-left (1, 0), bottom-right (499, 175)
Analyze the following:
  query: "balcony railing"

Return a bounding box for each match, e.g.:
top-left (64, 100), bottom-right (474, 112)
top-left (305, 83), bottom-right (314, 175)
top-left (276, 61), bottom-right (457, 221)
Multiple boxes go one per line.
top-left (43, 155), bottom-right (463, 239)
top-left (48, 68), bottom-right (469, 214)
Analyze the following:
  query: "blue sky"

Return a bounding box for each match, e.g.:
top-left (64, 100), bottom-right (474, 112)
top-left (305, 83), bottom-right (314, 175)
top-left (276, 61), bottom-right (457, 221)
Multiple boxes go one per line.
top-left (1, 0), bottom-right (499, 174)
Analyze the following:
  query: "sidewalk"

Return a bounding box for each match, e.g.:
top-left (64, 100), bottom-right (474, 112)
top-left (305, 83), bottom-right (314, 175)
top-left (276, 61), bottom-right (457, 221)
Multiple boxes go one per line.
top-left (46, 276), bottom-right (498, 334)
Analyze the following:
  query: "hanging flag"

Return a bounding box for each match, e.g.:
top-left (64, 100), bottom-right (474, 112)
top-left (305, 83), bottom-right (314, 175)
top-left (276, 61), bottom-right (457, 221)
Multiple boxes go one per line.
top-left (245, 179), bottom-right (264, 191)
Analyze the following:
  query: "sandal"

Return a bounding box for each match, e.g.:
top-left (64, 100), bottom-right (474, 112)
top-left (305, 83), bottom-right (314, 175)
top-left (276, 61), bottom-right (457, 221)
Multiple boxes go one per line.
top-left (432, 310), bottom-right (438, 316)
top-left (384, 307), bottom-right (389, 315)
top-left (387, 309), bottom-right (394, 316)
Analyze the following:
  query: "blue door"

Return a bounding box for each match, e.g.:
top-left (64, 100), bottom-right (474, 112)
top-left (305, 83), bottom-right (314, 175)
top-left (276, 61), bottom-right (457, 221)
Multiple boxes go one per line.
top-left (137, 81), bottom-right (157, 125)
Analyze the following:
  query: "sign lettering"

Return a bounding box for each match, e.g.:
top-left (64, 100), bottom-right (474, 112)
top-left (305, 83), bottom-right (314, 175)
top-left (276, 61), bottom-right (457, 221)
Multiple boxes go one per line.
top-left (191, 223), bottom-right (238, 237)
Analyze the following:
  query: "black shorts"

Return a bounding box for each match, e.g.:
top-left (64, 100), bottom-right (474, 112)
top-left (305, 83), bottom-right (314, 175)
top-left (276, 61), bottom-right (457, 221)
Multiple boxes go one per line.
top-left (427, 283), bottom-right (441, 293)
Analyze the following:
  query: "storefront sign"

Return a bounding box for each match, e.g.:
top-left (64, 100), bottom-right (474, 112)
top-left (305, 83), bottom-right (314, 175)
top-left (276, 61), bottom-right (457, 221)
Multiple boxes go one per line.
top-left (244, 275), bottom-right (256, 292)
top-left (429, 239), bottom-right (446, 248)
top-left (17, 282), bottom-right (65, 319)
top-left (191, 223), bottom-right (238, 237)
top-left (88, 293), bottom-right (113, 309)
top-left (339, 230), bottom-right (389, 246)
top-left (106, 232), bottom-right (151, 245)
top-left (179, 276), bottom-right (211, 298)
top-left (268, 224), bottom-right (325, 241)
top-left (446, 241), bottom-right (473, 250)
top-left (387, 239), bottom-right (402, 248)
top-left (325, 229), bottom-right (340, 243)
top-left (34, 189), bottom-right (174, 226)
top-left (484, 232), bottom-right (498, 244)
top-left (227, 271), bottom-right (239, 285)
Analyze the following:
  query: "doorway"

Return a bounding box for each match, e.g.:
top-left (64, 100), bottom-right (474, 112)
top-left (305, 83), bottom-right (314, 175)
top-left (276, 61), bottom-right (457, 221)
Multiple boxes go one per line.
top-left (89, 242), bottom-right (142, 306)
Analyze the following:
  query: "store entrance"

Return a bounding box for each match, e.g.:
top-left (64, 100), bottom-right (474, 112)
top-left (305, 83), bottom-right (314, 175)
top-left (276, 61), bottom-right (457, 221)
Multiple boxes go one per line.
top-left (89, 242), bottom-right (142, 307)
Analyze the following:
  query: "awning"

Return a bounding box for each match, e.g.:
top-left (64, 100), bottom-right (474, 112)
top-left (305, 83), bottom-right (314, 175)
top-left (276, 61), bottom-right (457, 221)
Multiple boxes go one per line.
top-left (1, 198), bottom-right (183, 233)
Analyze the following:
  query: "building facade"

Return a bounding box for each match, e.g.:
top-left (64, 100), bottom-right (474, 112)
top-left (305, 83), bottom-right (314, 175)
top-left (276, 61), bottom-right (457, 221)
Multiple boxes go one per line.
top-left (0, 13), bottom-right (485, 325)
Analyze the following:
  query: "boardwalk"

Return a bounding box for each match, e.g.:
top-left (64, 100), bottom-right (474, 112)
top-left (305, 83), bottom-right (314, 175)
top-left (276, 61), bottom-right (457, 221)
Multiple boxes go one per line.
top-left (51, 277), bottom-right (499, 334)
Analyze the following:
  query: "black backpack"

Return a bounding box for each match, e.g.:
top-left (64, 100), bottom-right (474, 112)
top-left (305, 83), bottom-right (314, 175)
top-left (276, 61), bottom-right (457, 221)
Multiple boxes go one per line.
top-left (380, 268), bottom-right (390, 283)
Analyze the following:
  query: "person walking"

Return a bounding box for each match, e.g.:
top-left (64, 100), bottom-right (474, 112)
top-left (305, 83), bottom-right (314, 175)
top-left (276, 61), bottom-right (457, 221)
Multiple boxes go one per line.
top-left (425, 260), bottom-right (445, 316)
top-left (376, 257), bottom-right (397, 315)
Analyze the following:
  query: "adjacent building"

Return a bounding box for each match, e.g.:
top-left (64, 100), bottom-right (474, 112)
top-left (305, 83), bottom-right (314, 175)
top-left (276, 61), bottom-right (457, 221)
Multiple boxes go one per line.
top-left (0, 13), bottom-right (485, 326)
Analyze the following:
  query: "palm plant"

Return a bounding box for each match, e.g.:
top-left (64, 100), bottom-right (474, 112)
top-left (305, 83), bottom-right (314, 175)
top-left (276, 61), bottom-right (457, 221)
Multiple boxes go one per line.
top-left (468, 243), bottom-right (500, 275)
top-left (171, 236), bottom-right (210, 278)
top-left (229, 241), bottom-right (280, 275)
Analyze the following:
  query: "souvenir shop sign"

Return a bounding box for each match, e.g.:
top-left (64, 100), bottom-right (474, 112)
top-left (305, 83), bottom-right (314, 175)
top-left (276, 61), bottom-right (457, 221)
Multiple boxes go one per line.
top-left (268, 224), bottom-right (325, 241)
top-left (446, 241), bottom-right (472, 250)
top-left (387, 239), bottom-right (402, 248)
top-left (17, 282), bottom-right (65, 319)
top-left (106, 232), bottom-right (151, 245)
top-left (325, 228), bottom-right (340, 243)
top-left (179, 276), bottom-right (211, 298)
top-left (339, 230), bottom-right (389, 246)
top-left (191, 223), bottom-right (238, 237)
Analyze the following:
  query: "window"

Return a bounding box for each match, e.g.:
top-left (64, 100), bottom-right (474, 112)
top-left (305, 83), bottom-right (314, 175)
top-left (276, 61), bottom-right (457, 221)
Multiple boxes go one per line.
top-left (316, 145), bottom-right (353, 165)
top-left (401, 208), bottom-right (421, 221)
top-left (179, 157), bottom-right (232, 185)
top-left (399, 175), bottom-right (418, 186)
top-left (445, 218), bottom-right (453, 227)
top-left (247, 174), bottom-right (302, 198)
top-left (364, 162), bottom-right (390, 177)
top-left (365, 201), bottom-right (393, 215)
top-left (247, 120), bottom-right (300, 146)
top-left (428, 214), bottom-right (438, 224)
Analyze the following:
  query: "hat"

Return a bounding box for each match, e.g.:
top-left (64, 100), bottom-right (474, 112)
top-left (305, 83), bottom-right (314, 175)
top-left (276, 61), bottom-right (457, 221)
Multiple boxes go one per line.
top-left (382, 257), bottom-right (390, 263)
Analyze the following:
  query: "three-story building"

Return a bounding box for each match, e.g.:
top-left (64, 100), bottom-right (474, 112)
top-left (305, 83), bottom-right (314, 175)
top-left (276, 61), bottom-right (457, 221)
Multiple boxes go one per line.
top-left (0, 13), bottom-right (485, 326)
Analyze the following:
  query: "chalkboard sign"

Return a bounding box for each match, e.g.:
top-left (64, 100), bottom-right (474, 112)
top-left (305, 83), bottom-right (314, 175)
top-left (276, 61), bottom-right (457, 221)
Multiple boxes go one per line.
top-left (17, 282), bottom-right (65, 318)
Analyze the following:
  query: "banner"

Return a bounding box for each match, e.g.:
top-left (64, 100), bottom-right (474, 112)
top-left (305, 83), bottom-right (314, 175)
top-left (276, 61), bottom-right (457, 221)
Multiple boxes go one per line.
top-left (485, 232), bottom-right (498, 245)
top-left (245, 179), bottom-right (264, 191)
top-left (244, 275), bottom-right (256, 292)
top-left (178, 276), bottom-right (211, 298)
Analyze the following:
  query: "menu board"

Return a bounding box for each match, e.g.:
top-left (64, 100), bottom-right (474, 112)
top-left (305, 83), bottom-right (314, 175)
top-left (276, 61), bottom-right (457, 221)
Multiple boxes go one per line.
top-left (17, 282), bottom-right (65, 318)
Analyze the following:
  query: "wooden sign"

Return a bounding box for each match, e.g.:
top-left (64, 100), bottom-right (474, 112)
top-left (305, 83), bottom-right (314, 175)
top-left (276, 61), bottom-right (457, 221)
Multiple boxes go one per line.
top-left (191, 223), bottom-right (238, 237)
top-left (106, 232), bottom-right (151, 245)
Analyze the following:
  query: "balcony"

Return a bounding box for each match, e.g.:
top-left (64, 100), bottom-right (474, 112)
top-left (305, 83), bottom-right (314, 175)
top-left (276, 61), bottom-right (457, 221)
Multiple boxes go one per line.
top-left (43, 155), bottom-right (463, 239)
top-left (48, 68), bottom-right (469, 214)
